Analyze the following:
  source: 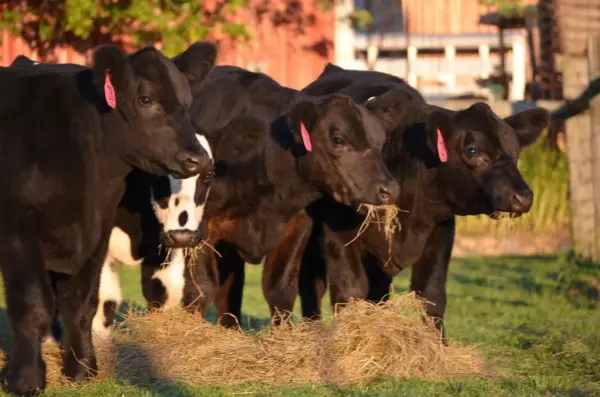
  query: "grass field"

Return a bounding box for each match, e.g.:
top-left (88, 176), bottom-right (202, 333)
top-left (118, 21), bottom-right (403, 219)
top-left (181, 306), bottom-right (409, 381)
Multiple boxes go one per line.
top-left (0, 252), bottom-right (599, 396)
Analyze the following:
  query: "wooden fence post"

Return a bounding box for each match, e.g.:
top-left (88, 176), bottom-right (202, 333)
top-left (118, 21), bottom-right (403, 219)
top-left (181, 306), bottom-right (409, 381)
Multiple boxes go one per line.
top-left (564, 56), bottom-right (592, 258)
top-left (565, 36), bottom-right (600, 260)
top-left (589, 36), bottom-right (600, 259)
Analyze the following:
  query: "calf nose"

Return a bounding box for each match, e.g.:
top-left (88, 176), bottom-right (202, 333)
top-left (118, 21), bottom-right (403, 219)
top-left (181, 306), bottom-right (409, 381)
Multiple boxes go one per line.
top-left (177, 151), bottom-right (208, 177)
top-left (509, 188), bottom-right (534, 213)
top-left (166, 230), bottom-right (198, 248)
top-left (376, 180), bottom-right (400, 205)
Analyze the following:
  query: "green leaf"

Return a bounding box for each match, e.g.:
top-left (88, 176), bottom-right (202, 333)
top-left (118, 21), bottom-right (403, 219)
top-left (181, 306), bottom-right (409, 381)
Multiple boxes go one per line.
top-left (349, 9), bottom-right (374, 31)
top-left (222, 23), bottom-right (251, 43)
top-left (316, 0), bottom-right (335, 12)
top-left (38, 19), bottom-right (54, 41)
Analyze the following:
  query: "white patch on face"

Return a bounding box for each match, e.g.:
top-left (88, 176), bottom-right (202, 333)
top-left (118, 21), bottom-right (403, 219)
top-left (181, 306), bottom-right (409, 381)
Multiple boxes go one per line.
top-left (366, 96), bottom-right (376, 104)
top-left (152, 133), bottom-right (213, 235)
top-left (152, 248), bottom-right (186, 309)
top-left (196, 134), bottom-right (213, 160)
top-left (92, 258), bottom-right (122, 339)
top-left (106, 226), bottom-right (143, 267)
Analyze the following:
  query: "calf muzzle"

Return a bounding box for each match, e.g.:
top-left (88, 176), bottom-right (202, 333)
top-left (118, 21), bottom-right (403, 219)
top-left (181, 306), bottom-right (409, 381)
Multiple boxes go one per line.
top-left (163, 229), bottom-right (201, 248)
top-left (172, 150), bottom-right (211, 179)
top-left (508, 188), bottom-right (533, 214)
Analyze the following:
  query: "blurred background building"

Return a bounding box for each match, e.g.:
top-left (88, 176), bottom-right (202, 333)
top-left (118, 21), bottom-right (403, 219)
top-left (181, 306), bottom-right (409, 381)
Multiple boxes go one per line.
top-left (1, 0), bottom-right (599, 102)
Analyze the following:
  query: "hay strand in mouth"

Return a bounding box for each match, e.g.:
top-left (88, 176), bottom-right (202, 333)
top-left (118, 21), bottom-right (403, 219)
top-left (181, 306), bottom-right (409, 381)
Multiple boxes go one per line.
top-left (488, 211), bottom-right (521, 234)
top-left (3, 293), bottom-right (484, 389)
top-left (197, 239), bottom-right (222, 258)
top-left (345, 204), bottom-right (406, 259)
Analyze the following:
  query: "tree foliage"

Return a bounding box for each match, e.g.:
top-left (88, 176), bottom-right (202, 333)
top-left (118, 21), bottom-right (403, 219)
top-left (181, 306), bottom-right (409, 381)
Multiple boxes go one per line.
top-left (479, 0), bottom-right (527, 17)
top-left (316, 0), bottom-right (373, 30)
top-left (0, 0), bottom-right (251, 57)
top-left (0, 0), bottom-right (373, 61)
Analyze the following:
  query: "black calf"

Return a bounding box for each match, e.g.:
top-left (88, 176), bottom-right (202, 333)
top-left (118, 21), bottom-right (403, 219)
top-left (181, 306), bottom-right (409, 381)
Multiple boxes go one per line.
top-left (261, 64), bottom-right (550, 338)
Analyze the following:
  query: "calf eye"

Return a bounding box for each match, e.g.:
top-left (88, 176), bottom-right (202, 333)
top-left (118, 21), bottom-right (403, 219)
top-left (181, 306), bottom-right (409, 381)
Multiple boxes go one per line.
top-left (331, 136), bottom-right (345, 147)
top-left (203, 168), bottom-right (215, 184)
top-left (467, 147), bottom-right (478, 156)
top-left (139, 96), bottom-right (153, 106)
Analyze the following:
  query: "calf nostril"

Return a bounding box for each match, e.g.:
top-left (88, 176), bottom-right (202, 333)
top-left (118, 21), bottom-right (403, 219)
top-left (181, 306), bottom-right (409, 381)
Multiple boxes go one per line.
top-left (511, 190), bottom-right (533, 211)
top-left (178, 211), bottom-right (189, 227)
top-left (184, 154), bottom-right (202, 174)
top-left (378, 185), bottom-right (391, 203)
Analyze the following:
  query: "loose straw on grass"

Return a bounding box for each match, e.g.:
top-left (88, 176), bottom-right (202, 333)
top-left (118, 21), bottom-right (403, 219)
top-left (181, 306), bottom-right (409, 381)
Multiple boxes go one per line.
top-left (3, 293), bottom-right (485, 389)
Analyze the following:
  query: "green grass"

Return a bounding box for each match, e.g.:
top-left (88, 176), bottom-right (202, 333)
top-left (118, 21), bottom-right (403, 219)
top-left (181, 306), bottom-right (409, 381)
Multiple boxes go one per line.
top-left (456, 132), bottom-right (571, 236)
top-left (0, 253), bottom-right (599, 396)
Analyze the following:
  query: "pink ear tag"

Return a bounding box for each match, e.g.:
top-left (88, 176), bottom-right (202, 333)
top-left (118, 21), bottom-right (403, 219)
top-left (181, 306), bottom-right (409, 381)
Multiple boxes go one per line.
top-left (301, 122), bottom-right (312, 152)
top-left (436, 128), bottom-right (448, 163)
top-left (104, 70), bottom-right (117, 109)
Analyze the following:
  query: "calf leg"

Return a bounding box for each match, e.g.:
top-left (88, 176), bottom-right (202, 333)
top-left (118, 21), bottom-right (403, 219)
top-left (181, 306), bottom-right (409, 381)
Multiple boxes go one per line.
top-left (91, 258), bottom-right (122, 339)
top-left (183, 247), bottom-right (219, 318)
top-left (52, 234), bottom-right (110, 381)
top-left (146, 249), bottom-right (186, 310)
top-left (0, 233), bottom-right (54, 396)
top-left (324, 231), bottom-right (369, 313)
top-left (141, 249), bottom-right (169, 310)
top-left (409, 217), bottom-right (455, 342)
top-left (262, 210), bottom-right (313, 324)
top-left (214, 242), bottom-right (245, 328)
top-left (364, 252), bottom-right (394, 302)
top-left (298, 223), bottom-right (328, 320)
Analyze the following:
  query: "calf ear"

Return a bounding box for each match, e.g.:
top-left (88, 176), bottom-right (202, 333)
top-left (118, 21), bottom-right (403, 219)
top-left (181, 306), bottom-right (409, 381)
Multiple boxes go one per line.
top-left (322, 62), bottom-right (344, 75)
top-left (504, 107), bottom-right (550, 148)
top-left (92, 45), bottom-right (129, 107)
top-left (356, 85), bottom-right (393, 104)
top-left (289, 98), bottom-right (320, 153)
top-left (426, 109), bottom-right (453, 163)
top-left (10, 55), bottom-right (35, 67)
top-left (172, 41), bottom-right (218, 85)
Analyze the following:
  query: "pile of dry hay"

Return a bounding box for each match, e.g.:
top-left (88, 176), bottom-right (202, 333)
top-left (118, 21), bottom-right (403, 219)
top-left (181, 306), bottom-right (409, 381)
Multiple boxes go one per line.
top-left (0, 293), bottom-right (485, 388)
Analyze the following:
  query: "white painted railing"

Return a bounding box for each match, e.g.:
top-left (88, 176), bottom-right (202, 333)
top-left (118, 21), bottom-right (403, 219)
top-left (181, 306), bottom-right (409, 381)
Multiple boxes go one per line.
top-left (333, 2), bottom-right (528, 100)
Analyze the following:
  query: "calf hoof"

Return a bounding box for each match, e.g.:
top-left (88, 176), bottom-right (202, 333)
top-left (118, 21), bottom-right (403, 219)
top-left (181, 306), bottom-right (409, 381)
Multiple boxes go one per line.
top-left (63, 356), bottom-right (98, 382)
top-left (218, 314), bottom-right (240, 329)
top-left (5, 363), bottom-right (46, 397)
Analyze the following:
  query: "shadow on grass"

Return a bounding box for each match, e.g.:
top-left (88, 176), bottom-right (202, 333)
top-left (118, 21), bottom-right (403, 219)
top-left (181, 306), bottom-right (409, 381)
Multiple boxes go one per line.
top-left (545, 252), bottom-right (600, 309)
top-left (112, 342), bottom-right (194, 397)
top-left (471, 296), bottom-right (530, 307)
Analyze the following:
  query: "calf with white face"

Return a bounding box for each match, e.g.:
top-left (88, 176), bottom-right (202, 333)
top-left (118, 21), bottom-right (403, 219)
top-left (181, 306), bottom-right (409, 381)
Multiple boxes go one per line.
top-left (91, 134), bottom-right (214, 337)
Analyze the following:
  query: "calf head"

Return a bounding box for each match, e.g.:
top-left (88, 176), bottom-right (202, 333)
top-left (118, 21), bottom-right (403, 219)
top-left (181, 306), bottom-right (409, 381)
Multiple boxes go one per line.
top-left (147, 134), bottom-right (214, 248)
top-left (427, 102), bottom-right (550, 217)
top-left (91, 42), bottom-right (216, 178)
top-left (289, 94), bottom-right (400, 206)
